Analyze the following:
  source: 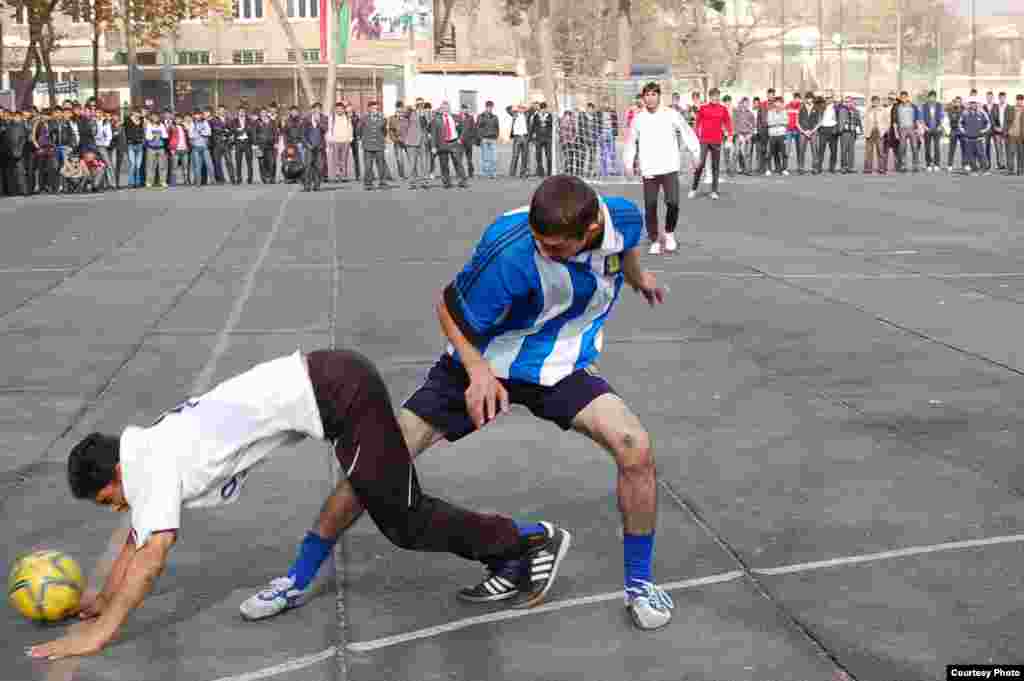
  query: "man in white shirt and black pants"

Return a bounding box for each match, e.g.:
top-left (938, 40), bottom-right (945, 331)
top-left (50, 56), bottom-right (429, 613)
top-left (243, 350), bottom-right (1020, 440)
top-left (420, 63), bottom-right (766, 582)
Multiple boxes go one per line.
top-left (626, 81), bottom-right (700, 255)
top-left (29, 348), bottom-right (569, 660)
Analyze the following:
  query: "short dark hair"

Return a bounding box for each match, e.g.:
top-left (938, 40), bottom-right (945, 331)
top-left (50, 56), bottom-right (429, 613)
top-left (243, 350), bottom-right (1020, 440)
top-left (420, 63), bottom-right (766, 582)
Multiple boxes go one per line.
top-left (642, 82), bottom-right (661, 96)
top-left (998, 91), bottom-right (1006, 97)
top-left (529, 175), bottom-right (601, 240)
top-left (928, 90), bottom-right (937, 97)
top-left (68, 433), bottom-right (120, 500)
top-left (900, 90), bottom-right (909, 96)
top-left (708, 87), bottom-right (720, 97)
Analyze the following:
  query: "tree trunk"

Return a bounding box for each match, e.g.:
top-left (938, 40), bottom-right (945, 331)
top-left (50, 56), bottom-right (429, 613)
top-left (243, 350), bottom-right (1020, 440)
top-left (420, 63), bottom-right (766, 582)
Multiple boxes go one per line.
top-left (125, 14), bottom-right (138, 104)
top-left (537, 0), bottom-right (555, 108)
top-left (323, 0), bottom-right (337, 105)
top-left (1, 19), bottom-right (5, 92)
top-left (42, 20), bottom-right (56, 108)
top-left (267, 0), bottom-right (316, 105)
top-left (617, 0), bottom-right (631, 79)
top-left (435, 0), bottom-right (456, 59)
top-left (93, 18), bottom-right (100, 100)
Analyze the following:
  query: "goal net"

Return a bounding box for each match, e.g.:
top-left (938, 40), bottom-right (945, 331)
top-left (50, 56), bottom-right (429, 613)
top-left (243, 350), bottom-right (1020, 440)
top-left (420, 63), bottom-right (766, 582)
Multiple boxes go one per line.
top-left (553, 75), bottom-right (709, 185)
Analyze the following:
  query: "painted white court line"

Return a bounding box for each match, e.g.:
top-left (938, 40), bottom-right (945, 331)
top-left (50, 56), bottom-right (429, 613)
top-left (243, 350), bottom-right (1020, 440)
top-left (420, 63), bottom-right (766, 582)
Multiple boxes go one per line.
top-left (191, 189), bottom-right (296, 394)
top-left (754, 533), bottom-right (1024, 576)
top-left (205, 648), bottom-right (337, 681)
top-left (205, 531), bottom-right (1024, 680)
top-left (346, 570), bottom-right (744, 653)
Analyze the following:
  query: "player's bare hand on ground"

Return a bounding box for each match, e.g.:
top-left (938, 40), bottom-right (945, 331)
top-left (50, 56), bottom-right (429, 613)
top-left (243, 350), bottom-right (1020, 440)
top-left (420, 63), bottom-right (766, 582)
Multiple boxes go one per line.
top-left (75, 590), bottom-right (107, 620)
top-left (465, 362), bottom-right (509, 428)
top-left (27, 622), bottom-right (108, 660)
top-left (633, 272), bottom-right (667, 306)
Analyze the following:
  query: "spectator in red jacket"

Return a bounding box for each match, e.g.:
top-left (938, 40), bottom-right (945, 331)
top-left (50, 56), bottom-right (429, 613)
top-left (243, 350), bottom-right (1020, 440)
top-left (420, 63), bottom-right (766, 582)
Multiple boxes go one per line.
top-left (690, 87), bottom-right (734, 200)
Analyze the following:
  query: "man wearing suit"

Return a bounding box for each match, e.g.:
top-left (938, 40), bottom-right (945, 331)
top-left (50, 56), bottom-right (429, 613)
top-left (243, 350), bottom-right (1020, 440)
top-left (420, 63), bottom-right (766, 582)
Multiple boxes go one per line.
top-left (530, 102), bottom-right (554, 177)
top-left (431, 101), bottom-right (469, 189)
top-left (457, 104), bottom-right (478, 179)
top-left (230, 106), bottom-right (255, 184)
top-left (357, 101), bottom-right (391, 191)
top-left (919, 90), bottom-right (944, 173)
top-left (1006, 94), bottom-right (1024, 176)
top-left (992, 92), bottom-right (1010, 171)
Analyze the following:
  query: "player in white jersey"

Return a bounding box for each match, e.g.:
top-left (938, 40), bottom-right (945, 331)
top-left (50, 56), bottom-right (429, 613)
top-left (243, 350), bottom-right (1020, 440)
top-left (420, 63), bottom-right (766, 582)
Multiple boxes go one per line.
top-left (28, 350), bottom-right (570, 660)
top-left (625, 82), bottom-right (700, 256)
top-left (245, 176), bottom-right (676, 631)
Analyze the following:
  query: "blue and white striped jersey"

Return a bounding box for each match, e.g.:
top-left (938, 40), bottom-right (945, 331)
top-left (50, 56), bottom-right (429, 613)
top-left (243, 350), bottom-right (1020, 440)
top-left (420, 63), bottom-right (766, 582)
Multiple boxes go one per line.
top-left (445, 196), bottom-right (644, 386)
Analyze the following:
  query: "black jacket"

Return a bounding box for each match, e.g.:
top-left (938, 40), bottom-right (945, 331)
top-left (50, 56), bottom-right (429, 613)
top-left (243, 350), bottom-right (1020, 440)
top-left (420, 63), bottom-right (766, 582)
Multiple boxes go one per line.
top-left (477, 111), bottom-right (499, 139)
top-left (530, 111), bottom-right (554, 141)
top-left (3, 120), bottom-right (27, 159)
top-left (124, 117), bottom-right (145, 144)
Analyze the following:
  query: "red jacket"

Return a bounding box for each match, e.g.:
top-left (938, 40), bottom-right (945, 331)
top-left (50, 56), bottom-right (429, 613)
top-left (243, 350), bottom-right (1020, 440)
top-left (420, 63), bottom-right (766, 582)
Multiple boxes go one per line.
top-left (695, 103), bottom-right (733, 144)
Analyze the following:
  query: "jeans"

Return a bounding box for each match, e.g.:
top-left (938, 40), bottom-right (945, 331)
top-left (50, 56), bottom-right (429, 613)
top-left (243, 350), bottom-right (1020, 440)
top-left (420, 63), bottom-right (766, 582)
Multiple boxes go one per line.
top-left (127, 144), bottom-right (144, 187)
top-left (480, 139), bottom-right (497, 177)
top-left (190, 146), bottom-right (215, 185)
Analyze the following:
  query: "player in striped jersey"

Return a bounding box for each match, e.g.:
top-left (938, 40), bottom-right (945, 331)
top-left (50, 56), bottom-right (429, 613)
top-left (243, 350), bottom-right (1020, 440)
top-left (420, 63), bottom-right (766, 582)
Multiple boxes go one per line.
top-left (245, 175), bottom-right (674, 630)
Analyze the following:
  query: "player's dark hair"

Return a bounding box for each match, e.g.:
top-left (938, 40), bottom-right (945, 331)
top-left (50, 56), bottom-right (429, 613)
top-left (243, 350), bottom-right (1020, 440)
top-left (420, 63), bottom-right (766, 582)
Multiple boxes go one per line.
top-left (641, 82), bottom-right (661, 96)
top-left (529, 176), bottom-right (601, 241)
top-left (68, 432), bottom-right (120, 500)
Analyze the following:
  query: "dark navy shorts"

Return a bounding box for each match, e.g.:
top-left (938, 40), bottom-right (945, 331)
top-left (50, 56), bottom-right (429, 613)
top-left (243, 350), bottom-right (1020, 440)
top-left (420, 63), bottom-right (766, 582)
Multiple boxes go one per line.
top-left (403, 354), bottom-right (617, 442)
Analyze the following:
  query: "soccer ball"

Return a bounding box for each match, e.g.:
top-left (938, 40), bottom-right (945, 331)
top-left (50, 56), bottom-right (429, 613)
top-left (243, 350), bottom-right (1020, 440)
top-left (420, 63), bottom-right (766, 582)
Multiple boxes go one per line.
top-left (7, 550), bottom-right (84, 622)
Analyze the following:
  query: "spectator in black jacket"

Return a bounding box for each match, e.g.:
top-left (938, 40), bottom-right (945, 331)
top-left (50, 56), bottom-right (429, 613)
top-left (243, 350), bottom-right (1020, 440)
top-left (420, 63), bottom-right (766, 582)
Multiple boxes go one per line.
top-left (476, 101), bottom-right (499, 179)
top-left (231, 106), bottom-right (255, 184)
top-left (123, 108), bottom-right (146, 188)
top-left (457, 104), bottom-right (478, 178)
top-left (3, 110), bottom-right (29, 196)
top-left (530, 102), bottom-right (554, 177)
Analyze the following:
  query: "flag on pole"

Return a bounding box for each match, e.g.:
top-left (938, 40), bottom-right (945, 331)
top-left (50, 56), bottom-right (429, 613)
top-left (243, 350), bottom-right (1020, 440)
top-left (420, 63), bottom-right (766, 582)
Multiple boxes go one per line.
top-left (335, 0), bottom-right (350, 64)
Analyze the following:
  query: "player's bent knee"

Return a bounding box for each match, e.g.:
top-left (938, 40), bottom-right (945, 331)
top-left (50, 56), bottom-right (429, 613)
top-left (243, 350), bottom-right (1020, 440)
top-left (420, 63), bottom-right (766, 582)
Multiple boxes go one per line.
top-left (615, 428), bottom-right (654, 474)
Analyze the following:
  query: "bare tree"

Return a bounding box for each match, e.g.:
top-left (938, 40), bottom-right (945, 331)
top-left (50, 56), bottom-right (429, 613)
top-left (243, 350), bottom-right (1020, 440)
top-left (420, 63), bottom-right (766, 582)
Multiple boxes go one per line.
top-left (503, 0), bottom-right (556, 106)
top-left (267, 0), bottom-right (315, 105)
top-left (714, 0), bottom-right (801, 86)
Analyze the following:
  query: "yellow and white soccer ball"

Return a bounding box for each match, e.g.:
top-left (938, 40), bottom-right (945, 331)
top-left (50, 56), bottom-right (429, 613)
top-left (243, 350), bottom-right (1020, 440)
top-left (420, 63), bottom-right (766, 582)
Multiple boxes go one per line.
top-left (7, 550), bottom-right (84, 622)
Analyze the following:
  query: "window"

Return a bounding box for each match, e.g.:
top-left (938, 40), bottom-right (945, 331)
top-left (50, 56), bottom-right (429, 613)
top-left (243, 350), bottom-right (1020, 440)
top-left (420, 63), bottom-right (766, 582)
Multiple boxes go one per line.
top-left (287, 49), bottom-right (320, 63)
top-left (287, 0), bottom-right (317, 19)
top-left (232, 50), bottom-right (265, 65)
top-left (177, 50), bottom-right (211, 65)
top-left (233, 0), bottom-right (263, 20)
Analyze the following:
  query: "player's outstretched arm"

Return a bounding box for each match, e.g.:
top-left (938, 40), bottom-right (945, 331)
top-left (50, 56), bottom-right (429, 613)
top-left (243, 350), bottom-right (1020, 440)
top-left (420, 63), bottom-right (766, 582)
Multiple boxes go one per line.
top-left (77, 528), bottom-right (135, 620)
top-left (437, 290), bottom-right (509, 427)
top-left (622, 248), bottom-right (667, 307)
top-left (28, 530), bottom-right (176, 660)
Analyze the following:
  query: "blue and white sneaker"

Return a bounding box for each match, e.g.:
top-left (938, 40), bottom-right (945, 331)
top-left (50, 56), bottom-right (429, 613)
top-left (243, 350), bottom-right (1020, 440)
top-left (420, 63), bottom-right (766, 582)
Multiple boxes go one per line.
top-left (239, 576), bottom-right (314, 621)
top-left (625, 581), bottom-right (674, 630)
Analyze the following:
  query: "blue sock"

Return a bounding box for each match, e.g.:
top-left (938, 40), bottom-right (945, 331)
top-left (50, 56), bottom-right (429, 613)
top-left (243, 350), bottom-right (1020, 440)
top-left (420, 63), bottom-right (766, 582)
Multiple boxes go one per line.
top-left (623, 533), bottom-right (654, 591)
top-left (287, 531), bottom-right (337, 590)
top-left (514, 521), bottom-right (546, 538)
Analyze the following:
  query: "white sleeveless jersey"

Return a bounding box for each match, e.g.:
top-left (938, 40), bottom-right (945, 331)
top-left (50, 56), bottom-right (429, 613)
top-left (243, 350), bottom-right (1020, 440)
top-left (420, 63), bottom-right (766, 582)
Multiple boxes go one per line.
top-left (119, 351), bottom-right (324, 547)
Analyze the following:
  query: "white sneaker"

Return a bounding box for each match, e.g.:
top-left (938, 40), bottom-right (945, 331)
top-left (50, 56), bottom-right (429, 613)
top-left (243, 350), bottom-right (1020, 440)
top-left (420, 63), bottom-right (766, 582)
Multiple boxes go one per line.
top-left (782, 170), bottom-right (790, 176)
top-left (687, 190), bottom-right (697, 199)
top-left (947, 165), bottom-right (953, 172)
top-left (664, 233), bottom-right (678, 253)
top-left (648, 241), bottom-right (662, 255)
top-left (625, 581), bottom-right (674, 631)
top-left (703, 174), bottom-right (712, 185)
top-left (764, 170), bottom-right (772, 176)
top-left (240, 576), bottom-right (314, 620)
top-left (710, 192), bottom-right (719, 200)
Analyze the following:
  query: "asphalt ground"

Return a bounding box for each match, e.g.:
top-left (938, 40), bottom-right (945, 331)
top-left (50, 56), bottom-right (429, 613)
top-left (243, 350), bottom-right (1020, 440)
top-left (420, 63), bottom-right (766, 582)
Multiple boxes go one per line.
top-left (1, 167), bottom-right (1022, 681)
